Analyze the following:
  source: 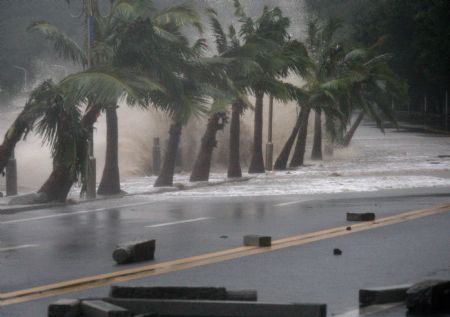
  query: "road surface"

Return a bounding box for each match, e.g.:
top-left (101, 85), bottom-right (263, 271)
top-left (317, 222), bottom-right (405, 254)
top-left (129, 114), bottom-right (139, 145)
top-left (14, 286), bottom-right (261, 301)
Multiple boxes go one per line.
top-left (1, 188), bottom-right (450, 316)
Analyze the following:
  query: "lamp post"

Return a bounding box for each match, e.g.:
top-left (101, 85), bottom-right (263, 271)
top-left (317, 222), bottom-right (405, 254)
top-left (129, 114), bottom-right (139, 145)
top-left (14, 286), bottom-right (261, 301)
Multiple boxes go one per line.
top-left (85, 0), bottom-right (97, 199)
top-left (265, 96), bottom-right (274, 171)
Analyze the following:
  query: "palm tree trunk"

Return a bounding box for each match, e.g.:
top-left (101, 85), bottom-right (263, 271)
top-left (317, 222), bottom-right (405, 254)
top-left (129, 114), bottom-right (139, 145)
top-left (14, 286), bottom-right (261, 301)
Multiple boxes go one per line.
top-left (97, 106), bottom-right (121, 195)
top-left (248, 90), bottom-right (265, 173)
top-left (37, 105), bottom-right (102, 202)
top-left (311, 109), bottom-right (323, 160)
top-left (154, 116), bottom-right (183, 187)
top-left (37, 162), bottom-right (75, 202)
top-left (190, 112), bottom-right (227, 182)
top-left (227, 100), bottom-right (243, 178)
top-left (273, 108), bottom-right (303, 170)
top-left (290, 106), bottom-right (311, 167)
top-left (341, 112), bottom-right (364, 147)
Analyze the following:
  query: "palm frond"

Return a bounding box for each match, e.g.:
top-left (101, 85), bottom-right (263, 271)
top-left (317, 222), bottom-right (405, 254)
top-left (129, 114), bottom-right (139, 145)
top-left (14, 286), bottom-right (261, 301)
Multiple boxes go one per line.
top-left (208, 11), bottom-right (228, 54)
top-left (27, 21), bottom-right (87, 67)
top-left (59, 69), bottom-right (165, 108)
top-left (153, 4), bottom-right (203, 33)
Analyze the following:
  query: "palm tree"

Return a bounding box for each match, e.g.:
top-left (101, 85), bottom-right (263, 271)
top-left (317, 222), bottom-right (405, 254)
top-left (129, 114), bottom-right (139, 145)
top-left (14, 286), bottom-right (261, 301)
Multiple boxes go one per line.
top-left (0, 81), bottom-right (62, 174)
top-left (29, 0), bottom-right (206, 195)
top-left (206, 8), bottom-right (259, 178)
top-left (284, 19), bottom-right (345, 168)
top-left (231, 1), bottom-right (309, 174)
top-left (34, 68), bottom-right (165, 202)
top-left (331, 47), bottom-right (408, 147)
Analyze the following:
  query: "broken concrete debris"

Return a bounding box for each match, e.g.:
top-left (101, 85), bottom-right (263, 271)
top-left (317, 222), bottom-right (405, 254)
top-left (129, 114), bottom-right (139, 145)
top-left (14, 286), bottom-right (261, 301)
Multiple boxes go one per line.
top-left (113, 239), bottom-right (155, 265)
top-left (48, 286), bottom-right (327, 317)
top-left (346, 212), bottom-right (375, 221)
top-left (243, 235), bottom-right (272, 247)
top-left (359, 284), bottom-right (411, 307)
top-left (359, 280), bottom-right (450, 313)
top-left (109, 286), bottom-right (257, 302)
top-left (48, 299), bottom-right (81, 317)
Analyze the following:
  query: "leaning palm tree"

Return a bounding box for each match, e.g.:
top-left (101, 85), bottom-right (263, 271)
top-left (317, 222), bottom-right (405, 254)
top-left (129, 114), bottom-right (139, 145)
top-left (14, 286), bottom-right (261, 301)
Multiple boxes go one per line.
top-left (275, 19), bottom-right (344, 169)
top-left (35, 68), bottom-right (165, 202)
top-left (0, 81), bottom-right (64, 174)
top-left (330, 47), bottom-right (408, 147)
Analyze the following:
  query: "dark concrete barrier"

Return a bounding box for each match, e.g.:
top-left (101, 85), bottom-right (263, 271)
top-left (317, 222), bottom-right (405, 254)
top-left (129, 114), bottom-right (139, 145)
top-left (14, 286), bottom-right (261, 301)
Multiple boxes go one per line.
top-left (105, 298), bottom-right (327, 317)
top-left (48, 298), bottom-right (81, 317)
top-left (243, 235), bottom-right (271, 247)
top-left (406, 280), bottom-right (450, 312)
top-left (109, 286), bottom-right (257, 302)
top-left (359, 284), bottom-right (411, 307)
top-left (112, 240), bottom-right (155, 265)
top-left (82, 300), bottom-right (132, 317)
top-left (346, 213), bottom-right (375, 222)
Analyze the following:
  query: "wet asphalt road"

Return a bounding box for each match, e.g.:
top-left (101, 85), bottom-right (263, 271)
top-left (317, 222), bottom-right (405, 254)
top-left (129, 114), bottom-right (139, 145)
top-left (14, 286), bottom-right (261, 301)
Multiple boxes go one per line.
top-left (1, 187), bottom-right (450, 316)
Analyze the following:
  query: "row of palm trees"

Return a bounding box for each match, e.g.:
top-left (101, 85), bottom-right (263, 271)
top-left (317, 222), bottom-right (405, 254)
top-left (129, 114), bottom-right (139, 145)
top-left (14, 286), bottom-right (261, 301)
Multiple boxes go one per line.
top-left (0, 0), bottom-right (406, 203)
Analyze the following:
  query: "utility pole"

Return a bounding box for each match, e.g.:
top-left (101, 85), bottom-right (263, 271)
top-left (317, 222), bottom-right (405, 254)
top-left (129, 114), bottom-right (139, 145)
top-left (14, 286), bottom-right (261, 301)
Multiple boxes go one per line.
top-left (85, 0), bottom-right (96, 199)
top-left (265, 96), bottom-right (274, 171)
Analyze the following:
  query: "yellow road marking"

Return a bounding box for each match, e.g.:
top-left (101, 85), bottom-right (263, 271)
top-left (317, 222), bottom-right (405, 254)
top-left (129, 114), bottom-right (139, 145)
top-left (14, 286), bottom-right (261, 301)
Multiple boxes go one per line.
top-left (1, 203), bottom-right (449, 306)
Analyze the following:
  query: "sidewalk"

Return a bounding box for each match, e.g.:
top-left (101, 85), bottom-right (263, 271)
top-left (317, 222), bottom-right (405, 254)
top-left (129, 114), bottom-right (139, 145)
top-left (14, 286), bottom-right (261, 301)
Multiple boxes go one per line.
top-left (1, 121), bottom-right (450, 214)
top-left (0, 176), bottom-right (252, 214)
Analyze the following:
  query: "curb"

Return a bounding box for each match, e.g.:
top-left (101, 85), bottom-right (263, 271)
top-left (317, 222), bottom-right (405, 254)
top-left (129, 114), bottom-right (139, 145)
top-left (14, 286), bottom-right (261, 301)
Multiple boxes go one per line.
top-left (0, 177), bottom-right (253, 215)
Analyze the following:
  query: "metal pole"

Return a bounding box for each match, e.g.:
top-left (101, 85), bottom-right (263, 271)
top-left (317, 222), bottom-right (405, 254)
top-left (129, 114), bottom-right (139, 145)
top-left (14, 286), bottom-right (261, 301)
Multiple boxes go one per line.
top-left (152, 137), bottom-right (161, 176)
top-left (6, 150), bottom-right (18, 196)
top-left (265, 96), bottom-right (274, 171)
top-left (424, 95), bottom-right (427, 126)
top-left (445, 90), bottom-right (448, 131)
top-left (85, 0), bottom-right (96, 199)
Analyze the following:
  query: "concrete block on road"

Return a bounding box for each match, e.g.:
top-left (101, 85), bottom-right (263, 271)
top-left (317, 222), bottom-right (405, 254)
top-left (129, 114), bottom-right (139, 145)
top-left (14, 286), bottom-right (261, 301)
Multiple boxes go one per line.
top-left (406, 279), bottom-right (450, 312)
top-left (110, 286), bottom-right (227, 300)
top-left (105, 298), bottom-right (327, 317)
top-left (110, 286), bottom-right (257, 302)
top-left (359, 284), bottom-right (411, 307)
top-left (346, 212), bottom-right (375, 222)
top-left (243, 235), bottom-right (271, 247)
top-left (226, 290), bottom-right (258, 301)
top-left (82, 300), bottom-right (132, 317)
top-left (48, 298), bottom-right (81, 317)
top-left (113, 240), bottom-right (155, 265)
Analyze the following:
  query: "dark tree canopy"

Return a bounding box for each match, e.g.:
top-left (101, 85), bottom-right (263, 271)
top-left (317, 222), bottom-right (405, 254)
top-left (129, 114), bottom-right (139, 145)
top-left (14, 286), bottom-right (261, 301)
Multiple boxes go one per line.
top-left (306, 0), bottom-right (450, 114)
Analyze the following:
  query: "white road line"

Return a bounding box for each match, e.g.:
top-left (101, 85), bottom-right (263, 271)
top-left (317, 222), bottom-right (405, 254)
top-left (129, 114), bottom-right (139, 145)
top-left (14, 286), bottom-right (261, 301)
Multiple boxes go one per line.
top-left (0, 244), bottom-right (39, 252)
top-left (146, 217), bottom-right (210, 228)
top-left (0, 202), bottom-right (154, 225)
top-left (274, 200), bottom-right (304, 207)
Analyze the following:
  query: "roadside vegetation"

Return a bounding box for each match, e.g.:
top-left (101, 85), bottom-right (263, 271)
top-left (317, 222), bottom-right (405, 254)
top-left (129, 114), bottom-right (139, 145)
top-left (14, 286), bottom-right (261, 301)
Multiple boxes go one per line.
top-left (2, 0), bottom-right (447, 203)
